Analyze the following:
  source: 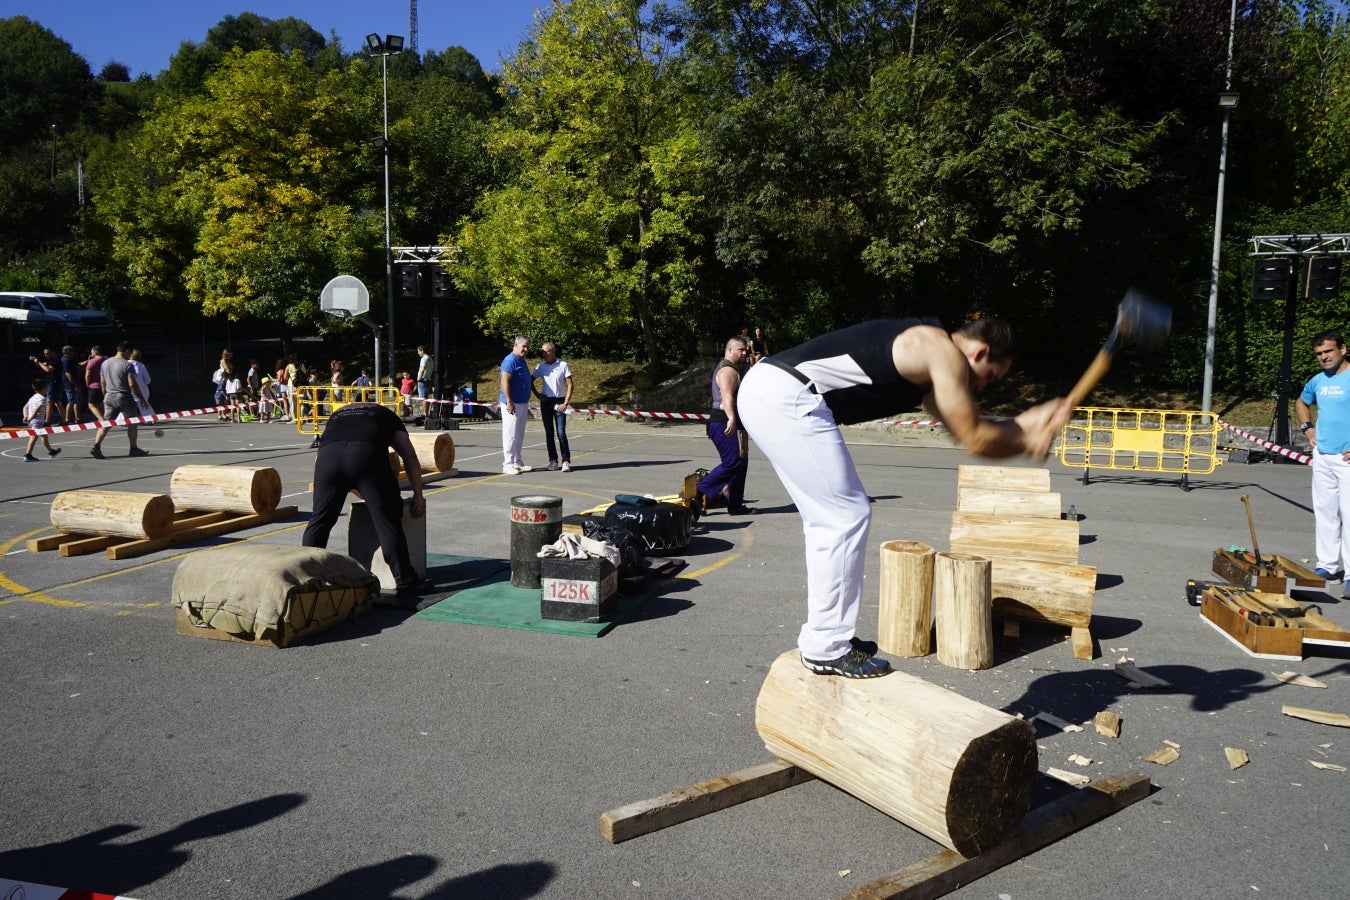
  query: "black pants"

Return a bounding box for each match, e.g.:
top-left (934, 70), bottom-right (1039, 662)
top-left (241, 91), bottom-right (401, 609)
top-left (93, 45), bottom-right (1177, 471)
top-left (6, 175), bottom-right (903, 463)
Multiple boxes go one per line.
top-left (303, 440), bottom-right (416, 590)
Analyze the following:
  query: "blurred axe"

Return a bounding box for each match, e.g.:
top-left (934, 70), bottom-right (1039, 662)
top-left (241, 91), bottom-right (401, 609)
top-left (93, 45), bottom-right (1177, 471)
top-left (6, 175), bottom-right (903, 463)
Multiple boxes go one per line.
top-left (1065, 287), bottom-right (1173, 409)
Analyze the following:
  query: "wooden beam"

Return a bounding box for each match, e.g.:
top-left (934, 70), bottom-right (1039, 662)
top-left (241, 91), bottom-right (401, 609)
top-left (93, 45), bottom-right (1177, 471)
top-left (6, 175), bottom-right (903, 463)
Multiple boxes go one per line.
top-left (956, 487), bottom-right (1062, 519)
top-left (957, 465), bottom-right (1051, 493)
top-left (836, 771), bottom-right (1150, 900)
top-left (949, 512), bottom-right (1080, 565)
top-left (600, 759), bottom-right (815, 844)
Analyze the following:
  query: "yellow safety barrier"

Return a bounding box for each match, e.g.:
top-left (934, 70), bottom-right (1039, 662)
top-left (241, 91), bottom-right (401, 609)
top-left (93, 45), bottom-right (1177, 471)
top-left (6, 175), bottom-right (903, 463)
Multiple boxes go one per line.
top-left (1056, 407), bottom-right (1223, 491)
top-left (293, 385), bottom-right (402, 435)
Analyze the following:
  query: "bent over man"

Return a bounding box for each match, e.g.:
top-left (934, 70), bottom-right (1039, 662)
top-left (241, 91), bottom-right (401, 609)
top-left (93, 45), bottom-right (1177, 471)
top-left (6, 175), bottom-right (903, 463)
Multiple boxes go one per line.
top-left (303, 403), bottom-right (427, 605)
top-left (738, 317), bottom-right (1070, 679)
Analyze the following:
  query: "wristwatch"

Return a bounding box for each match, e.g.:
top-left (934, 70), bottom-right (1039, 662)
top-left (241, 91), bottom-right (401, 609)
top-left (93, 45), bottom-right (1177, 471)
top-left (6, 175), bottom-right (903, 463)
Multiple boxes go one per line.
top-left (1301, 422), bottom-right (1314, 432)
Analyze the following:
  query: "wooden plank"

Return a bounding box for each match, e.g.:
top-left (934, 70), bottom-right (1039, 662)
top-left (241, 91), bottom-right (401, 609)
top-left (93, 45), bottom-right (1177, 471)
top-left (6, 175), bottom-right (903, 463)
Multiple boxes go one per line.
top-left (1070, 626), bottom-right (1094, 660)
top-left (26, 534), bottom-right (72, 552)
top-left (836, 771), bottom-right (1150, 900)
top-left (956, 487), bottom-right (1062, 519)
top-left (949, 512), bottom-right (1079, 565)
top-left (1282, 706), bottom-right (1350, 728)
top-left (600, 760), bottom-right (815, 844)
top-left (58, 534), bottom-right (121, 557)
top-left (106, 506), bottom-right (299, 560)
top-left (957, 465), bottom-right (1051, 493)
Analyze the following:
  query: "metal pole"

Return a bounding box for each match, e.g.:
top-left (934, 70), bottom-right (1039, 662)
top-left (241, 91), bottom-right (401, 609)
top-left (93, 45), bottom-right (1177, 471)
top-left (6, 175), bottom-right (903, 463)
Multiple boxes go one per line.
top-left (1201, 0), bottom-right (1238, 418)
top-left (381, 52), bottom-right (397, 389)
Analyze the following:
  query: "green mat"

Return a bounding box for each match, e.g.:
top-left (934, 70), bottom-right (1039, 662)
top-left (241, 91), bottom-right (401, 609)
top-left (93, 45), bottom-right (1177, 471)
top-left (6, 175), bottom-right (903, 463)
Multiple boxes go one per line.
top-left (416, 561), bottom-right (667, 637)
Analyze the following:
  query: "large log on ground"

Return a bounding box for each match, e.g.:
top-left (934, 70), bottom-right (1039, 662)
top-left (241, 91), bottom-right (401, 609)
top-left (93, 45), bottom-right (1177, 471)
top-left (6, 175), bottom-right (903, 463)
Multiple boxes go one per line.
top-left (50, 490), bottom-right (175, 539)
top-left (170, 465), bottom-right (282, 515)
top-left (878, 540), bottom-right (935, 658)
top-left (957, 487), bottom-right (1063, 519)
top-left (989, 557), bottom-right (1096, 628)
top-left (949, 511), bottom-right (1080, 565)
top-left (957, 465), bottom-right (1050, 493)
top-left (389, 432), bottom-right (455, 475)
top-left (756, 650), bottom-right (1037, 856)
top-left (934, 551), bottom-right (994, 670)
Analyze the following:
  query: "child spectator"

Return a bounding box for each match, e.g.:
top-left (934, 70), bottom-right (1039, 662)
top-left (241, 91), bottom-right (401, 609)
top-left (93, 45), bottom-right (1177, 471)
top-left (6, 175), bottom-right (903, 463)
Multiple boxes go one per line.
top-left (224, 368), bottom-right (243, 423)
top-left (399, 371), bottom-right (415, 417)
top-left (258, 376), bottom-right (279, 422)
top-left (22, 378), bottom-right (62, 461)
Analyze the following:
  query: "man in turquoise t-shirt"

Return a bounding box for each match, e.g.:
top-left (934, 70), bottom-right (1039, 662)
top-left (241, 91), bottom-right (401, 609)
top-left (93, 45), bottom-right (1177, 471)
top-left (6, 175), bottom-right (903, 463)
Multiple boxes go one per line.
top-left (1296, 329), bottom-right (1350, 583)
top-left (499, 335), bottom-right (534, 474)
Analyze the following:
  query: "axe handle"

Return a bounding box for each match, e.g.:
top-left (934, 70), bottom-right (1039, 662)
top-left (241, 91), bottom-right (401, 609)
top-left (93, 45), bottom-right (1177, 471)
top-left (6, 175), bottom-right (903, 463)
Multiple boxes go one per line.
top-left (1065, 347), bottom-right (1115, 409)
top-left (1241, 494), bottom-right (1262, 568)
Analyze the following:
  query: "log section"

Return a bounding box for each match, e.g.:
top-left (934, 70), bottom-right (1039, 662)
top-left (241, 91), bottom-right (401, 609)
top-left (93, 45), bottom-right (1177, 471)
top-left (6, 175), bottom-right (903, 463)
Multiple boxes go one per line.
top-left (934, 551), bottom-right (994, 670)
top-left (756, 650), bottom-right (1037, 856)
top-left (170, 465), bottom-right (282, 515)
top-left (957, 487), bottom-right (1062, 519)
top-left (949, 511), bottom-right (1080, 565)
top-left (957, 465), bottom-right (1050, 493)
top-left (390, 432), bottom-right (455, 475)
top-left (878, 540), bottom-right (935, 658)
top-left (989, 557), bottom-right (1096, 628)
top-left (50, 490), bottom-right (175, 539)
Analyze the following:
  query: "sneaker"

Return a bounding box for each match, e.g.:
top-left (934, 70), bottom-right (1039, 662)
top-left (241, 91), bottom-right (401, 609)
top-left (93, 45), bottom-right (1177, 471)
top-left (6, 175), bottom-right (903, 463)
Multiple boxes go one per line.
top-left (128, 447), bottom-right (150, 458)
top-left (48, 447), bottom-right (62, 458)
top-left (801, 648), bottom-right (892, 679)
top-left (23, 454), bottom-right (37, 462)
top-left (728, 504), bottom-right (757, 516)
top-left (90, 446), bottom-right (106, 460)
top-left (850, 636), bottom-right (879, 657)
top-left (1314, 567), bottom-right (1345, 581)
top-left (561, 461), bottom-right (571, 472)
top-left (546, 460), bottom-right (559, 471)
top-left (502, 464), bottom-right (520, 475)
top-left (517, 464), bottom-right (533, 472)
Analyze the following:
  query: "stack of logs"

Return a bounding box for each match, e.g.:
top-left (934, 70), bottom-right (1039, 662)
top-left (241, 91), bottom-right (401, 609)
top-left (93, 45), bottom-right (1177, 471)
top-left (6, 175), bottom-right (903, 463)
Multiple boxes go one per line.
top-left (878, 465), bottom-right (1097, 667)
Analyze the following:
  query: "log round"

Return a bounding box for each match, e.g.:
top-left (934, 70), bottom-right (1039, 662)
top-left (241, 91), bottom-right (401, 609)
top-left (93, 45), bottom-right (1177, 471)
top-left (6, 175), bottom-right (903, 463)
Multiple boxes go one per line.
top-left (878, 540), bottom-right (935, 658)
top-left (756, 650), bottom-right (1037, 856)
top-left (169, 465), bottom-right (282, 515)
top-left (390, 432), bottom-right (455, 475)
top-left (934, 551), bottom-right (994, 670)
top-left (51, 490), bottom-right (175, 539)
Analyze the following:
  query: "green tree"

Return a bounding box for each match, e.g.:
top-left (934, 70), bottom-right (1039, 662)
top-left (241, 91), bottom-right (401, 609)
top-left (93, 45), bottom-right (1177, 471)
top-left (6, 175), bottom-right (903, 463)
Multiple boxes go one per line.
top-left (455, 0), bottom-right (705, 371)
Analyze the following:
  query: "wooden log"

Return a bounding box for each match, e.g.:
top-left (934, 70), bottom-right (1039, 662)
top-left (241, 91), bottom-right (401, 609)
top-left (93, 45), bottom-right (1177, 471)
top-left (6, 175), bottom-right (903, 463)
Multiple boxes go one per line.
top-left (956, 487), bottom-right (1063, 519)
top-left (949, 511), bottom-right (1080, 565)
top-left (756, 650), bottom-right (1037, 857)
top-left (957, 465), bottom-right (1050, 493)
top-left (878, 540), bottom-right (935, 658)
top-left (934, 552), bottom-right (994, 670)
top-left (988, 557), bottom-right (1096, 628)
top-left (389, 431), bottom-right (455, 475)
top-left (170, 465), bottom-right (282, 515)
top-left (50, 490), bottom-right (175, 539)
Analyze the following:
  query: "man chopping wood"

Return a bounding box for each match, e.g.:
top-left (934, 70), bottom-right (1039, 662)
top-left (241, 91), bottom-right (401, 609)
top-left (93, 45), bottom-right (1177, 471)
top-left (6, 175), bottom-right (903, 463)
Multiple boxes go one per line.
top-left (303, 403), bottom-right (429, 607)
top-left (738, 318), bottom-right (1071, 678)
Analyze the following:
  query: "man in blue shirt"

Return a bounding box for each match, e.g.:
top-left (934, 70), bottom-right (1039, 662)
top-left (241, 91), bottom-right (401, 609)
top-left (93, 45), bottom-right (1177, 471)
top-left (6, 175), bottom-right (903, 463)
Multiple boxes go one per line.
top-left (1296, 329), bottom-right (1350, 582)
top-left (499, 335), bottom-right (534, 475)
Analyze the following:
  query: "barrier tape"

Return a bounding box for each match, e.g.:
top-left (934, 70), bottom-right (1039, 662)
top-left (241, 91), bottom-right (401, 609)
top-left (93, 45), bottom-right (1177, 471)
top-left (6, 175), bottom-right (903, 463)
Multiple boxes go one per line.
top-left (1218, 420), bottom-right (1312, 465)
top-left (0, 404), bottom-right (235, 440)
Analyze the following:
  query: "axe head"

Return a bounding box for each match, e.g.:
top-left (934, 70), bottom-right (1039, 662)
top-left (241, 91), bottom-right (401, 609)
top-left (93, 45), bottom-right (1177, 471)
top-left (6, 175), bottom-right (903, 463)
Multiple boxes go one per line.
top-left (1110, 287), bottom-right (1172, 352)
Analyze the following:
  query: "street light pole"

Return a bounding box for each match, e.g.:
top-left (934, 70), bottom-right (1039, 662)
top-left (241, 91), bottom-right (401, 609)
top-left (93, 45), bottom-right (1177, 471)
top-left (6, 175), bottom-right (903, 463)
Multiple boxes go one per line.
top-left (367, 33), bottom-right (404, 389)
top-left (1201, 0), bottom-right (1238, 419)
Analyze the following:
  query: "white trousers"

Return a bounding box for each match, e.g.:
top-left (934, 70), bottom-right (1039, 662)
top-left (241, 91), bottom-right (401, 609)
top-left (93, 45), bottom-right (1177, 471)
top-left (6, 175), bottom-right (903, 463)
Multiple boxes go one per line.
top-left (739, 363), bottom-right (871, 661)
top-left (1311, 451), bottom-right (1350, 572)
top-left (502, 404), bottom-right (528, 468)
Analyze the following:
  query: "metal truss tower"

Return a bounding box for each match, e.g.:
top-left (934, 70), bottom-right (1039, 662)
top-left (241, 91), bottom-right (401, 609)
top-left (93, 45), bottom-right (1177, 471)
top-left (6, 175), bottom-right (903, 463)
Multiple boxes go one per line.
top-left (409, 0), bottom-right (419, 55)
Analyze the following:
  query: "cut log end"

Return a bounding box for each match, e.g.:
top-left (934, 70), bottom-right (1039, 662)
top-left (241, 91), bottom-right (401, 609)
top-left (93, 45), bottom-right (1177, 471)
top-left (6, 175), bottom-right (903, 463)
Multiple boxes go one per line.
top-left (947, 718), bottom-right (1038, 856)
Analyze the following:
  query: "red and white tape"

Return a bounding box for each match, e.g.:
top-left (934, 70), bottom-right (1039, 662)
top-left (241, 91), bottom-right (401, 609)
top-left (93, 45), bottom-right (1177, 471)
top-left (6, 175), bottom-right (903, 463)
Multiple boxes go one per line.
top-left (1218, 420), bottom-right (1312, 465)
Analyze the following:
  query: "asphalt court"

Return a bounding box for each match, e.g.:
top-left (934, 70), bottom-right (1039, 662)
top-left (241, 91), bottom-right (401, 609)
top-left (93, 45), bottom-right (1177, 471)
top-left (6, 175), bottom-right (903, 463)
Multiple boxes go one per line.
top-left (1, 414), bottom-right (1348, 899)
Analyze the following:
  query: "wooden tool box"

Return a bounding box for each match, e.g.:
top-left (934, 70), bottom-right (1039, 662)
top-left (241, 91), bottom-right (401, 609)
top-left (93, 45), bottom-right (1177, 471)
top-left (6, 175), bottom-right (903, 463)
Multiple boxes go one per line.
top-left (1199, 582), bottom-right (1350, 660)
top-left (1211, 547), bottom-right (1326, 594)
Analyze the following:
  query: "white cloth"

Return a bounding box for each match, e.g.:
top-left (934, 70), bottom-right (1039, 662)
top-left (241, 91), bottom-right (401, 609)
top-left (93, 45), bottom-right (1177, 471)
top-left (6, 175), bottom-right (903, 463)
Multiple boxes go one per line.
top-left (537, 533), bottom-right (621, 568)
top-left (738, 362), bottom-right (871, 660)
top-left (502, 403), bottom-right (528, 468)
top-left (1311, 451), bottom-right (1350, 572)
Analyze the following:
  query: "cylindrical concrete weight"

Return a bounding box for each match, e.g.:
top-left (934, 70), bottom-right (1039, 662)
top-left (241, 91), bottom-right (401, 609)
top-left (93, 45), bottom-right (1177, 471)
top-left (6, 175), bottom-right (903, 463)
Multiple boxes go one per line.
top-left (509, 495), bottom-right (563, 588)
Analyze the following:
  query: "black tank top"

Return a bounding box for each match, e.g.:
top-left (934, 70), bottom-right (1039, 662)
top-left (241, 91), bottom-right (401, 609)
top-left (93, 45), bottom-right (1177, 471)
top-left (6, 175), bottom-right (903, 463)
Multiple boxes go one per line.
top-left (772, 318), bottom-right (937, 425)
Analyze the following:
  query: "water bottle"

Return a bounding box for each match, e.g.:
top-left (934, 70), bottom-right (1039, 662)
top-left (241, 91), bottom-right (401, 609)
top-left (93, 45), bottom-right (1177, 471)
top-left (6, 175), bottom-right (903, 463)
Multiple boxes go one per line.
top-left (1065, 503), bottom-right (1077, 522)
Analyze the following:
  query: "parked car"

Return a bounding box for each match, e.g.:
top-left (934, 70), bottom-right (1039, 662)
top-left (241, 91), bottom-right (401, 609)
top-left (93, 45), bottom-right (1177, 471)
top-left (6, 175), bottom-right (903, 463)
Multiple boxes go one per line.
top-left (0, 292), bottom-right (116, 347)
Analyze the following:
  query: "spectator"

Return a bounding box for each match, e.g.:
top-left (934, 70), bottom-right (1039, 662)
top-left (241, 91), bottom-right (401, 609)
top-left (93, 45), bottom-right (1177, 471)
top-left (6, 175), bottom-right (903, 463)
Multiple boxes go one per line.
top-left (532, 342), bottom-right (574, 471)
top-left (129, 349), bottom-right (153, 419)
top-left (416, 345), bottom-right (435, 415)
top-left (696, 335), bottom-right (754, 515)
top-left (399, 371), bottom-right (415, 417)
top-left (21, 377), bottom-right (61, 461)
top-left (1295, 329), bottom-right (1350, 584)
top-left (499, 335), bottom-right (534, 475)
top-left (85, 345), bottom-right (106, 421)
top-left (60, 345), bottom-right (83, 424)
top-left (90, 340), bottom-right (150, 459)
top-left (31, 348), bottom-right (63, 426)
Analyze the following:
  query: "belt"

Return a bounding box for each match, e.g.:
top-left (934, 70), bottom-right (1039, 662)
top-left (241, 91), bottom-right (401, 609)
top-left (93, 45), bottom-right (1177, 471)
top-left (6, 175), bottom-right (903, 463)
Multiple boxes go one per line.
top-left (760, 357), bottom-right (817, 393)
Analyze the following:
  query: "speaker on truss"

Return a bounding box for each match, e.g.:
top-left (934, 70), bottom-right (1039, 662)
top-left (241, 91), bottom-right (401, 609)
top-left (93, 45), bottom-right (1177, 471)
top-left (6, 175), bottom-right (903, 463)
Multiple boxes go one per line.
top-left (1305, 256), bottom-right (1341, 299)
top-left (431, 263), bottom-right (452, 299)
top-left (399, 264), bottom-right (423, 299)
top-left (1252, 258), bottom-right (1294, 301)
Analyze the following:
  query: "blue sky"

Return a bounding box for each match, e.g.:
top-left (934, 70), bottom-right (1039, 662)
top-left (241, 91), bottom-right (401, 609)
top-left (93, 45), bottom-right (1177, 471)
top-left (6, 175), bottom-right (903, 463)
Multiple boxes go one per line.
top-left (10, 0), bottom-right (550, 78)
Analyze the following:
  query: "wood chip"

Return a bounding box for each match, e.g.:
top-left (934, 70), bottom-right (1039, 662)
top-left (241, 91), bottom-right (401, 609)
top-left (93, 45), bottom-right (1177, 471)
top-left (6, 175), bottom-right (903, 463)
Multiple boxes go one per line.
top-left (1163, 739), bottom-right (1182, 750)
top-left (1068, 753), bottom-right (1093, 766)
top-left (1224, 747), bottom-right (1250, 769)
top-left (1282, 706), bottom-right (1350, 728)
top-left (1309, 760), bottom-right (1346, 772)
top-left (1033, 711), bottom-right (1083, 732)
top-left (1046, 767), bottom-right (1091, 786)
top-left (1274, 671), bottom-right (1328, 688)
top-left (1143, 747), bottom-right (1180, 766)
top-left (1114, 662), bottom-right (1173, 689)
top-left (1094, 711), bottom-right (1122, 738)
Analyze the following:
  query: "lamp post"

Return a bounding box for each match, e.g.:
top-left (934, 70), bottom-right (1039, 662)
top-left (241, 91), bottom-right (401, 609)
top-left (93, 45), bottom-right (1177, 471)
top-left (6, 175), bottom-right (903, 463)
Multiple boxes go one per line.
top-left (366, 32), bottom-right (404, 388)
top-left (1201, 0), bottom-right (1238, 419)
